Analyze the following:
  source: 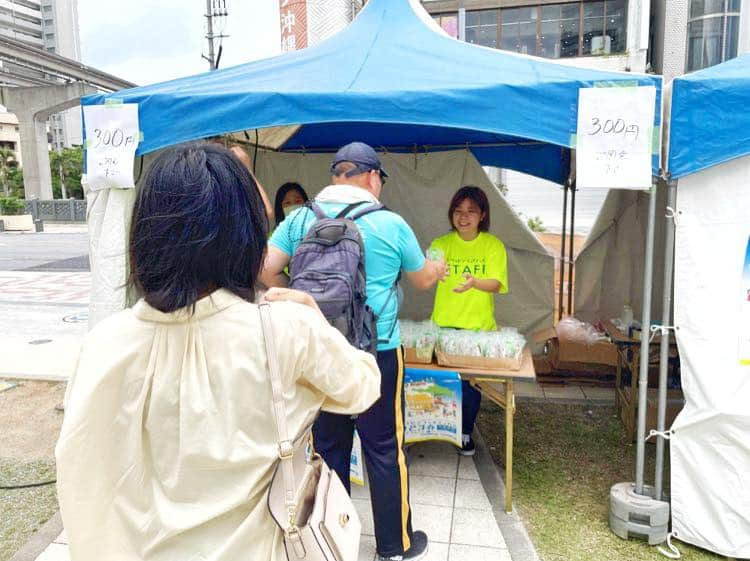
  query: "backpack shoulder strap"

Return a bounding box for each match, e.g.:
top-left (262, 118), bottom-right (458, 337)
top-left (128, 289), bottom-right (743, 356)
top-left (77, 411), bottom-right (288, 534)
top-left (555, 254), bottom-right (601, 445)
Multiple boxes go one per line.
top-left (334, 201), bottom-right (368, 219)
top-left (349, 202), bottom-right (387, 221)
top-left (307, 201), bottom-right (328, 220)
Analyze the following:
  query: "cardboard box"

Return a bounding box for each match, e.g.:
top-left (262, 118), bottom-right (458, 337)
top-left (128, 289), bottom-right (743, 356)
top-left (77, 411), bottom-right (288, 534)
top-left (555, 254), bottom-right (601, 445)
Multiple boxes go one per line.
top-left (619, 387), bottom-right (684, 438)
top-left (532, 355), bottom-right (553, 375)
top-left (645, 388), bottom-right (684, 434)
top-left (532, 326), bottom-right (618, 373)
top-left (435, 348), bottom-right (523, 371)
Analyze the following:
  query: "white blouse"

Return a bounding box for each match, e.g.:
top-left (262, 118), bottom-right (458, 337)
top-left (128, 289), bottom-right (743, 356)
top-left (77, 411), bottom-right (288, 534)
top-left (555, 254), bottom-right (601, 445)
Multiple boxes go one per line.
top-left (56, 289), bottom-right (380, 561)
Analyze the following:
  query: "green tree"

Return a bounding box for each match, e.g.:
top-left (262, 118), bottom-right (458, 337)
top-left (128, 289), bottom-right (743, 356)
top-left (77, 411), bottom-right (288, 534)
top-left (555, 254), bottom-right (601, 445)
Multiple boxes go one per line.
top-left (0, 196), bottom-right (26, 215)
top-left (50, 146), bottom-right (84, 199)
top-left (0, 147), bottom-right (17, 196)
top-left (7, 167), bottom-right (23, 198)
top-left (526, 215), bottom-right (547, 233)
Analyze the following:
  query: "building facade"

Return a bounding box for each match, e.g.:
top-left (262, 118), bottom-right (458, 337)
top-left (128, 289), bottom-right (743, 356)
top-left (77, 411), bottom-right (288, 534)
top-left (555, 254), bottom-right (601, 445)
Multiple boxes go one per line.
top-left (0, 111), bottom-right (21, 167)
top-left (278, 0), bottom-right (365, 51)
top-left (0, 0), bottom-right (82, 151)
top-left (0, 0), bottom-right (45, 47)
top-left (652, 0), bottom-right (750, 83)
top-left (422, 0), bottom-right (650, 72)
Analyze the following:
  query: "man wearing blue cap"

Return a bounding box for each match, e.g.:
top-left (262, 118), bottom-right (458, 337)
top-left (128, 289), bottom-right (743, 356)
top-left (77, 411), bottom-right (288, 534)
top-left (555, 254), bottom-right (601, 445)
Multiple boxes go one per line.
top-left (262, 142), bottom-right (447, 560)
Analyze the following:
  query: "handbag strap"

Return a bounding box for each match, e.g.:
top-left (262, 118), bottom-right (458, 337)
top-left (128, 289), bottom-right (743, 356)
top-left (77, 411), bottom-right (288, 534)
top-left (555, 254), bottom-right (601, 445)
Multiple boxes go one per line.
top-left (258, 302), bottom-right (298, 522)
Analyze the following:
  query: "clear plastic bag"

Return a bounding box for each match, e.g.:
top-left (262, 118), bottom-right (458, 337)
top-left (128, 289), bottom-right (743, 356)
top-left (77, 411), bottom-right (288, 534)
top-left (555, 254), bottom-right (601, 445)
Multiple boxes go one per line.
top-left (556, 317), bottom-right (607, 346)
top-left (400, 320), bottom-right (440, 357)
top-left (437, 327), bottom-right (526, 360)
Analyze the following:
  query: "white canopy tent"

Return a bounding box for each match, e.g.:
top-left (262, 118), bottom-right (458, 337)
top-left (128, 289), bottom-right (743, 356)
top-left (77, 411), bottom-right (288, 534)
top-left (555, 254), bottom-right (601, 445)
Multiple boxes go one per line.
top-left (668, 156), bottom-right (750, 558)
top-left (661, 55), bottom-right (750, 558)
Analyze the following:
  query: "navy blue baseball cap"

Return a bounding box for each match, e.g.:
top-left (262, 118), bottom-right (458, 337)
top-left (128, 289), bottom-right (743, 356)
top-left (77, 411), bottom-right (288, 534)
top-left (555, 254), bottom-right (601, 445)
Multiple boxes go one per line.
top-left (331, 142), bottom-right (388, 178)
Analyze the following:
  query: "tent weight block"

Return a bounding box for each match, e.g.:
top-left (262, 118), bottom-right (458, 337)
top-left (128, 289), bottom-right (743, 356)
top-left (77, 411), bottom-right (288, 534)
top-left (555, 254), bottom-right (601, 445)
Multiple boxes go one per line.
top-left (609, 482), bottom-right (669, 545)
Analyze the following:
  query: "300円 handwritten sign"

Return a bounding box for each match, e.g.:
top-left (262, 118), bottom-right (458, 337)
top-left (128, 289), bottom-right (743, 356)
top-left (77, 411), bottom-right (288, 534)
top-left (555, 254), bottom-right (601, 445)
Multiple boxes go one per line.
top-left (576, 85), bottom-right (656, 190)
top-left (83, 103), bottom-right (140, 191)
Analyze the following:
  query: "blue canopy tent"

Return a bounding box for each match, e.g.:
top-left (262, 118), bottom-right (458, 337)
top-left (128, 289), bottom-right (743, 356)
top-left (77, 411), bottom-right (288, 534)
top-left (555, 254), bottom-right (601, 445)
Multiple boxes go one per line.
top-left (650, 55), bottom-right (750, 558)
top-left (82, 0), bottom-right (662, 185)
top-left (668, 53), bottom-right (750, 179)
top-left (81, 0), bottom-right (671, 530)
top-left (83, 0), bottom-right (663, 339)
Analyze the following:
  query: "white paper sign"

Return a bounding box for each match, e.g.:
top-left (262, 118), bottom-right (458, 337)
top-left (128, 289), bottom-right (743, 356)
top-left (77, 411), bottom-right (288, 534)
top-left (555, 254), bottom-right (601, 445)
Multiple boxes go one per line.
top-left (83, 103), bottom-right (140, 191)
top-left (576, 85), bottom-right (656, 189)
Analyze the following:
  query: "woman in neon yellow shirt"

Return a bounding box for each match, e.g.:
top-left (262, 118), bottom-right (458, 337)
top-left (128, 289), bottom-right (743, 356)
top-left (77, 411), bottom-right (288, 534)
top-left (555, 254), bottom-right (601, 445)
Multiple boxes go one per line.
top-left (429, 186), bottom-right (508, 456)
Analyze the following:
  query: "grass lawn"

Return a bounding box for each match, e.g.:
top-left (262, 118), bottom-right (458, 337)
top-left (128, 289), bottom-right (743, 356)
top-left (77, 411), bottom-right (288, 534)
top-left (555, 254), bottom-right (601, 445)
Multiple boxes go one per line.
top-left (477, 401), bottom-right (727, 561)
top-left (0, 459), bottom-right (58, 561)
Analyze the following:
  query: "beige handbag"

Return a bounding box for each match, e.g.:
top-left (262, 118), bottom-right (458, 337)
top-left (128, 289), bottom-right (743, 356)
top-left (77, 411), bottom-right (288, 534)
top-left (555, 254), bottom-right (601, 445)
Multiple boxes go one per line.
top-left (259, 302), bottom-right (362, 561)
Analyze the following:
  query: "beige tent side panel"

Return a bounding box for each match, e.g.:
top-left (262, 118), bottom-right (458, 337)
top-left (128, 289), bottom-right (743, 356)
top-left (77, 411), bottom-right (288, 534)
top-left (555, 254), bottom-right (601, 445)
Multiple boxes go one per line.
top-left (255, 149), bottom-right (555, 333)
top-left (87, 146), bottom-right (555, 334)
top-left (574, 181), bottom-right (668, 325)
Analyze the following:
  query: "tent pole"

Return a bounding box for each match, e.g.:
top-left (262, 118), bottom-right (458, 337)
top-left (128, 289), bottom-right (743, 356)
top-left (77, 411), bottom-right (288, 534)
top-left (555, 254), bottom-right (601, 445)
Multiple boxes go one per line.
top-left (635, 180), bottom-right (658, 496)
top-left (567, 183), bottom-right (576, 316)
top-left (654, 178), bottom-right (677, 500)
top-left (559, 182), bottom-right (569, 320)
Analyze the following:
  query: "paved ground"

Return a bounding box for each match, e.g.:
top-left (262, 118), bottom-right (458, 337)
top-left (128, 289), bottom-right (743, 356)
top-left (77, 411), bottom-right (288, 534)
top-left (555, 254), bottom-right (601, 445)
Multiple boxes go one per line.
top-left (27, 441), bottom-right (520, 561)
top-left (2, 227), bottom-right (607, 561)
top-left (0, 381), bottom-right (65, 463)
top-left (0, 230), bottom-right (88, 272)
top-left (0, 228), bottom-right (90, 381)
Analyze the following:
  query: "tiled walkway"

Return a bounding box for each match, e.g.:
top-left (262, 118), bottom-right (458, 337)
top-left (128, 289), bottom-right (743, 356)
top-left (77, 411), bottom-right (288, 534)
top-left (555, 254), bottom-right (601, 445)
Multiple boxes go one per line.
top-left (34, 442), bottom-right (513, 561)
top-left (515, 379), bottom-right (614, 403)
top-left (0, 272), bottom-right (91, 305)
top-left (355, 441), bottom-right (511, 560)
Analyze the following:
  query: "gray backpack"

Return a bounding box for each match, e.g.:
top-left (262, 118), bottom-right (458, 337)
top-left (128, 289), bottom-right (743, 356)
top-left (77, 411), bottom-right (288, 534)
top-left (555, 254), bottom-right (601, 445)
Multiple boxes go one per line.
top-left (289, 201), bottom-right (397, 355)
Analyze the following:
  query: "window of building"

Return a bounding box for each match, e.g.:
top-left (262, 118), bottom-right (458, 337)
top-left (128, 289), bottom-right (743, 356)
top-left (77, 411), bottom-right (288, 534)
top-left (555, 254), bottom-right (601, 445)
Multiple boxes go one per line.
top-left (686, 0), bottom-right (741, 72)
top-left (466, 9), bottom-right (499, 48)
top-left (539, 3), bottom-right (581, 58)
top-left (432, 12), bottom-right (459, 39)
top-left (44, 18), bottom-right (53, 26)
top-left (464, 1), bottom-right (628, 59)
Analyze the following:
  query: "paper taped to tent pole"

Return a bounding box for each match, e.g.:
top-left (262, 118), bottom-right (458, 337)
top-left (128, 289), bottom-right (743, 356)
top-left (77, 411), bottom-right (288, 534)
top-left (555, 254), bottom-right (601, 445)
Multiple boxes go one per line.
top-left (576, 85), bottom-right (655, 189)
top-left (83, 103), bottom-right (140, 191)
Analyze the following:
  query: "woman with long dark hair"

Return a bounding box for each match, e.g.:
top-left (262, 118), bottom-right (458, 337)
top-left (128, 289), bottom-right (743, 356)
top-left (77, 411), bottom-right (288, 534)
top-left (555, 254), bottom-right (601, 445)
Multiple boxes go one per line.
top-left (56, 142), bottom-right (380, 561)
top-left (273, 182), bottom-right (309, 227)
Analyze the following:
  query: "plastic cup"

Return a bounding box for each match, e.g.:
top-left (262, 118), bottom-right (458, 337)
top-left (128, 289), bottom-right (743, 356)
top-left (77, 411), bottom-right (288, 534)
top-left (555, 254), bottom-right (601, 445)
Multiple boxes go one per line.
top-left (426, 247), bottom-right (445, 263)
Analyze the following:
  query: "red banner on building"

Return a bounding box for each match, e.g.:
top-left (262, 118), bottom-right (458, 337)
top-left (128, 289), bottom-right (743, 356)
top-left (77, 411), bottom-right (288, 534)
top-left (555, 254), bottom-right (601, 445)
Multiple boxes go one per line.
top-left (279, 0), bottom-right (308, 52)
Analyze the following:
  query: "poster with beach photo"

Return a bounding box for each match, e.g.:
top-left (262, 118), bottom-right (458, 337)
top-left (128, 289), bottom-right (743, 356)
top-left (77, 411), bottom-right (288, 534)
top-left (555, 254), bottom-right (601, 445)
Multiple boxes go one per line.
top-left (403, 369), bottom-right (462, 447)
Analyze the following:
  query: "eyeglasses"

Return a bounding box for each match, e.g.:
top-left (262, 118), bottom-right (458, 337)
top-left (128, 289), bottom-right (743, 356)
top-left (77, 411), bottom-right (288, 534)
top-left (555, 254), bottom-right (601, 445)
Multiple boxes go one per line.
top-left (375, 169), bottom-right (387, 186)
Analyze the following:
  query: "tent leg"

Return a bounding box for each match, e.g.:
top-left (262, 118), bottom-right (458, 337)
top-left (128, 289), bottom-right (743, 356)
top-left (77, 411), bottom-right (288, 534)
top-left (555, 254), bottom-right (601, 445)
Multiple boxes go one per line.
top-left (654, 179), bottom-right (677, 501)
top-left (635, 181), bottom-right (657, 495)
top-left (559, 182), bottom-right (569, 320)
top-left (567, 184), bottom-right (576, 316)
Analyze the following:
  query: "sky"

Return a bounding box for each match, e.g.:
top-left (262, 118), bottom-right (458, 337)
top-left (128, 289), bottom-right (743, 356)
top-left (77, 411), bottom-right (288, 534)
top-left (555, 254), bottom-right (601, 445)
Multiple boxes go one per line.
top-left (77, 0), bottom-right (282, 86)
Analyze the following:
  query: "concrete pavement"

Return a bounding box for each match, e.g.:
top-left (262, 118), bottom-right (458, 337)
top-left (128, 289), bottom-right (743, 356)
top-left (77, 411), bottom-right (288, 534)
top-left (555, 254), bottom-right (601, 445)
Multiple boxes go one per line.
top-left (0, 229), bottom-right (88, 272)
top-left (0, 230), bottom-right (90, 380)
top-left (24, 440), bottom-right (535, 561)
